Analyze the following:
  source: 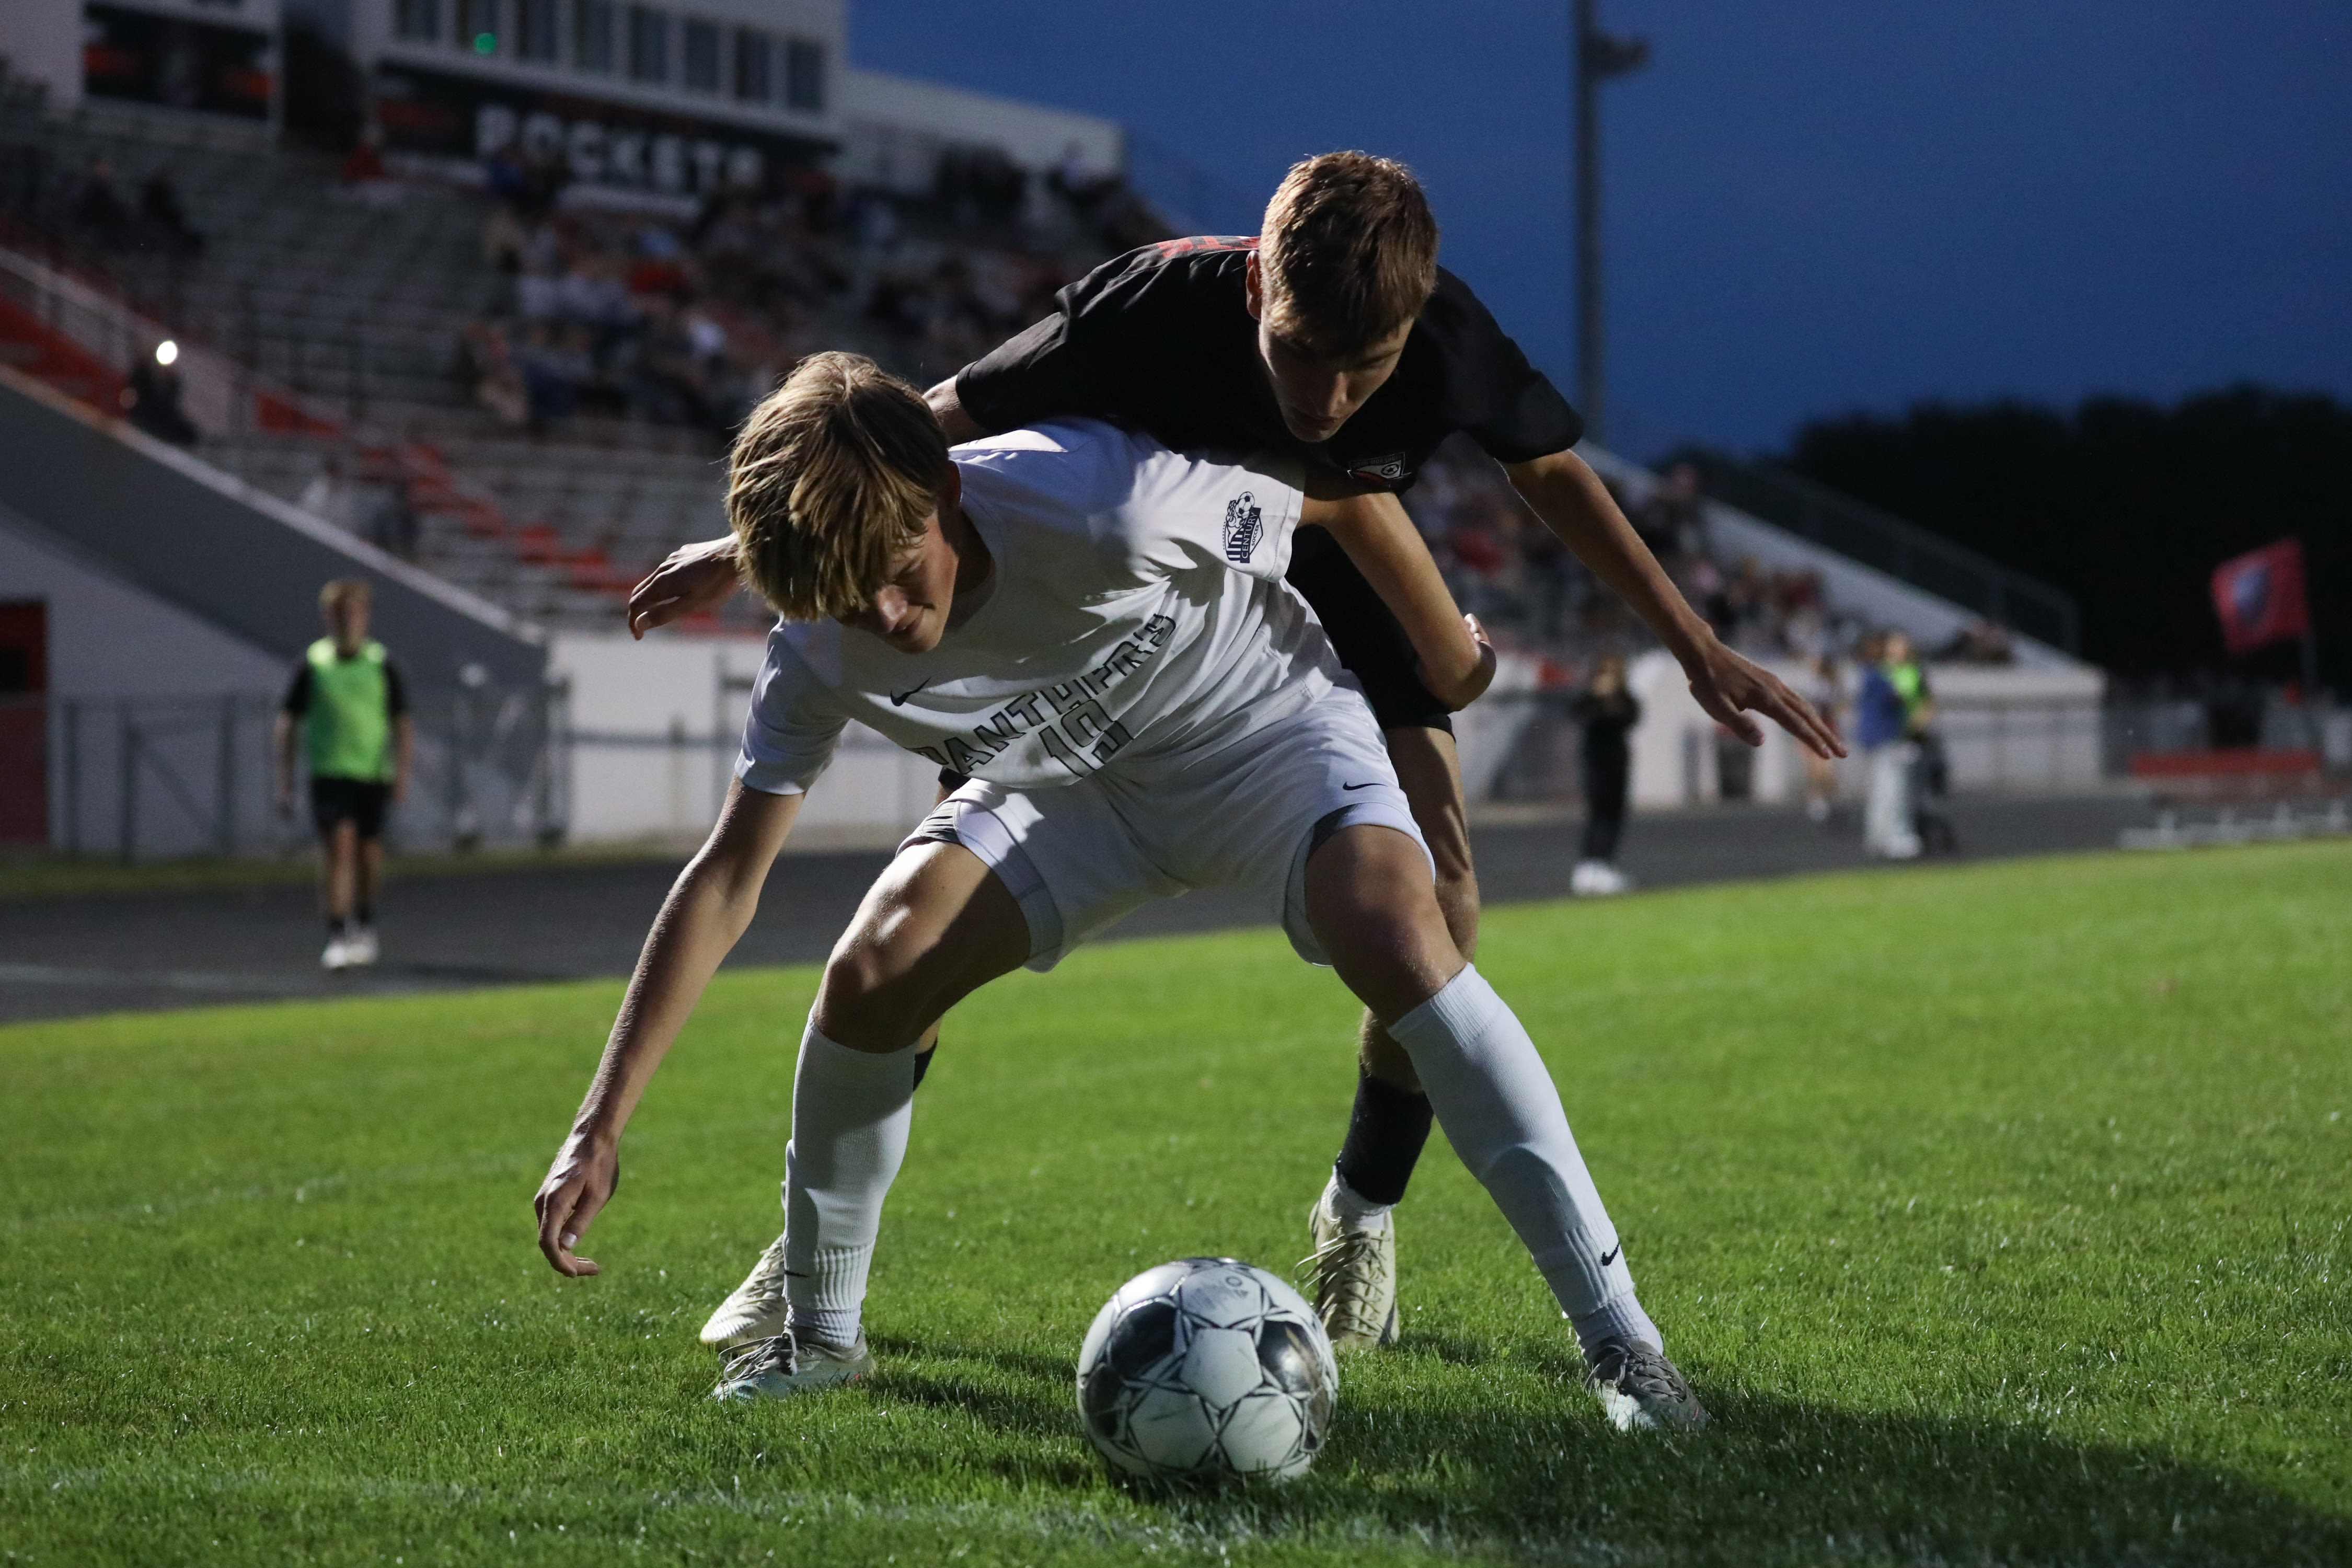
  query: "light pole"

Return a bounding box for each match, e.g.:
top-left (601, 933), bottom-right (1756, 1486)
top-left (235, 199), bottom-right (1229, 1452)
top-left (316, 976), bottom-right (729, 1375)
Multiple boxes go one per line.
top-left (1574, 0), bottom-right (1648, 443)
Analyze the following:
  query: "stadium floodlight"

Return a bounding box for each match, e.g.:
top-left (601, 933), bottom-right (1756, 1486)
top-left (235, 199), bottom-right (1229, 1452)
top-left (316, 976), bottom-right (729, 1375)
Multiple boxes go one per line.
top-left (1574, 0), bottom-right (1648, 444)
top-left (154, 340), bottom-right (179, 366)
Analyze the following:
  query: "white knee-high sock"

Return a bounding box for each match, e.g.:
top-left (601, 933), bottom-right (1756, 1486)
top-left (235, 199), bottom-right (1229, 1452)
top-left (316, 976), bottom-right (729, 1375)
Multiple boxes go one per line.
top-left (780, 1024), bottom-right (919, 1346)
top-left (1386, 964), bottom-right (1661, 1355)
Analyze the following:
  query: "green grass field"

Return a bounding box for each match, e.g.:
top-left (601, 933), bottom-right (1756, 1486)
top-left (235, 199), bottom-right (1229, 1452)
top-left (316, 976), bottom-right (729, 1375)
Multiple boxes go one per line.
top-left (4, 843), bottom-right (2349, 1566)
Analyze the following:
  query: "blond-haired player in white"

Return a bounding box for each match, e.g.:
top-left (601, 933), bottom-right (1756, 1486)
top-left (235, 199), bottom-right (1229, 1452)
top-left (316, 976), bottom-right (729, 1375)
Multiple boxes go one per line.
top-left (533, 352), bottom-right (1709, 1431)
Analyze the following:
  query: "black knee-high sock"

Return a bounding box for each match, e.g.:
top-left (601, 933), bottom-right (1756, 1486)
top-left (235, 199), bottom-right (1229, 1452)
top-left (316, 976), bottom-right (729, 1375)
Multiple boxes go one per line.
top-left (1333, 1067), bottom-right (1434, 1206)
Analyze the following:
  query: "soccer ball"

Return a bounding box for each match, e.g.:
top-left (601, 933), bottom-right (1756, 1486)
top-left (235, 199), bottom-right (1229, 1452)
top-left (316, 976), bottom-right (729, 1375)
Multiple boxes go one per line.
top-left (1075, 1257), bottom-right (1338, 1483)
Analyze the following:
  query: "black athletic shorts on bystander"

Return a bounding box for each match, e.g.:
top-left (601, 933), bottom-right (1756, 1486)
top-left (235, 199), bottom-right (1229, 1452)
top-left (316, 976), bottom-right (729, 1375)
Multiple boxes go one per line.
top-left (311, 776), bottom-right (390, 840)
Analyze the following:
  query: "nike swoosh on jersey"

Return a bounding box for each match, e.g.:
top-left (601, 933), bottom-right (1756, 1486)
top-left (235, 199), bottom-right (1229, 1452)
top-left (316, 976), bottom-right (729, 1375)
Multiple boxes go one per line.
top-left (1341, 780), bottom-right (1380, 791)
top-left (890, 681), bottom-right (930, 706)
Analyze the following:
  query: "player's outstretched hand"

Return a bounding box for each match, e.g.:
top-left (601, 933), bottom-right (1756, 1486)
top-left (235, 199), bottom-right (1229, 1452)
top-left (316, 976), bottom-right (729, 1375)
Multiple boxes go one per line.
top-left (1687, 638), bottom-right (1847, 759)
top-left (534, 1128), bottom-right (619, 1277)
top-left (626, 536), bottom-right (743, 638)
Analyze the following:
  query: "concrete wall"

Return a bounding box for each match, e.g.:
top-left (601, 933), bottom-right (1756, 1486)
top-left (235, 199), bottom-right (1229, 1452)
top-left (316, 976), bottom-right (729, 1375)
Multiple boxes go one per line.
top-left (0, 365), bottom-right (544, 686)
top-left (837, 65), bottom-right (1121, 194)
top-left (552, 628), bottom-right (937, 847)
top-left (1624, 651), bottom-right (2105, 809)
top-left (2, 500), bottom-right (285, 856)
top-left (0, 0), bottom-right (88, 113)
top-left (0, 501), bottom-right (284, 700)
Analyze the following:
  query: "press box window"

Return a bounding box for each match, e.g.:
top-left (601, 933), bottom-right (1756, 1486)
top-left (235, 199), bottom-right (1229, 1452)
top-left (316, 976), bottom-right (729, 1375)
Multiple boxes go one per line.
top-left (515, 0), bottom-right (558, 61)
top-left (681, 18), bottom-right (719, 91)
top-left (628, 5), bottom-right (667, 81)
top-left (574, 0), bottom-right (613, 71)
top-left (457, 0), bottom-right (499, 54)
top-left (733, 27), bottom-right (770, 100)
top-left (785, 37), bottom-right (824, 111)
top-left (394, 0), bottom-right (440, 42)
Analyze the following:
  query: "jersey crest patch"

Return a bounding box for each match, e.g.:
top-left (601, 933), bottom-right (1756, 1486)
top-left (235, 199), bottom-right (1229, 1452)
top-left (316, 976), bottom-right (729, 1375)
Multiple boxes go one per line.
top-left (1348, 452), bottom-right (1410, 486)
top-left (1222, 492), bottom-right (1265, 563)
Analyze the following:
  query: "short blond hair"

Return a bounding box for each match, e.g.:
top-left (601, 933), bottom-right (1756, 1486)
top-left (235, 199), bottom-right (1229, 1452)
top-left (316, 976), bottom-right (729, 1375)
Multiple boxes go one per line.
top-left (1260, 152), bottom-right (1439, 355)
top-left (725, 353), bottom-right (952, 620)
top-left (319, 578), bottom-right (370, 616)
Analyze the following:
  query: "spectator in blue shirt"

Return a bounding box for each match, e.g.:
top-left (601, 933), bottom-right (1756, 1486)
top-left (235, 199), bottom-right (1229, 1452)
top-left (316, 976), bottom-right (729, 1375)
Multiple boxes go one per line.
top-left (1858, 631), bottom-right (1924, 859)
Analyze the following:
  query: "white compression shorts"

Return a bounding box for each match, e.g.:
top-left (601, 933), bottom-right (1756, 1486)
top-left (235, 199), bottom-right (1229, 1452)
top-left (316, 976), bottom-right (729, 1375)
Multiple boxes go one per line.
top-left (900, 685), bottom-right (1433, 971)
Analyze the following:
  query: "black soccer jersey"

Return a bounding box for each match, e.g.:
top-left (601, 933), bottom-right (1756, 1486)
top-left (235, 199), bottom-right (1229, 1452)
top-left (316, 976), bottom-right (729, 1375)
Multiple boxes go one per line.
top-left (955, 237), bottom-right (1583, 494)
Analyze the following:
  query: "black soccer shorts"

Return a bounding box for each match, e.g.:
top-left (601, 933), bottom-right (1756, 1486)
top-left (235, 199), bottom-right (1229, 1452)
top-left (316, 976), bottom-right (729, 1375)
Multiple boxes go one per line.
top-left (1282, 525), bottom-right (1455, 734)
top-left (310, 776), bottom-right (391, 840)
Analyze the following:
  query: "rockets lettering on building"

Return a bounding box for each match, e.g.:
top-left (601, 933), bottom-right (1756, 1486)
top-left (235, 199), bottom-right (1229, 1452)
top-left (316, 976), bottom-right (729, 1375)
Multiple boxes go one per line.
top-left (914, 616), bottom-right (1177, 779)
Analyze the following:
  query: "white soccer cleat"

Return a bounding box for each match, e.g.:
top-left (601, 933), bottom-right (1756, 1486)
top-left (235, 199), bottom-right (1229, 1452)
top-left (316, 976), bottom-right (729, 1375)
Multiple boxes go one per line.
top-left (711, 1329), bottom-right (873, 1401)
top-left (343, 926), bottom-right (380, 967)
top-left (1300, 1176), bottom-right (1399, 1352)
top-left (1572, 861), bottom-right (1633, 896)
top-left (320, 934), bottom-right (353, 971)
top-left (1584, 1338), bottom-right (1709, 1432)
top-left (699, 1231), bottom-right (795, 1349)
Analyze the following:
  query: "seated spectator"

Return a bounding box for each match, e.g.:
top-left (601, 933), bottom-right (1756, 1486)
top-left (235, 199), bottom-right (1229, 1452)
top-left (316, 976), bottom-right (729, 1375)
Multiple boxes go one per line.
top-left (482, 202), bottom-right (528, 273)
top-left (340, 126), bottom-right (402, 209)
top-left (483, 146), bottom-right (531, 206)
top-left (139, 170), bottom-right (203, 256)
top-left (368, 475), bottom-right (420, 561)
top-left (298, 452), bottom-right (361, 531)
top-left (850, 191), bottom-right (900, 254)
top-left (1685, 555), bottom-right (1735, 641)
top-left (1933, 618), bottom-right (2016, 665)
top-left (121, 349), bottom-right (197, 445)
top-left (1635, 462), bottom-right (1705, 563)
top-left (73, 158), bottom-right (132, 248)
top-left (627, 226), bottom-right (693, 299)
top-left (517, 322), bottom-right (590, 429)
top-left (456, 321), bottom-right (529, 427)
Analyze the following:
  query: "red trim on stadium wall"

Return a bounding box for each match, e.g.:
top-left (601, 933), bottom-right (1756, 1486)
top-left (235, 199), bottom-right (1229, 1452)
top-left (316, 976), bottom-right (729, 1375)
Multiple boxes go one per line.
top-left (83, 5), bottom-right (273, 121)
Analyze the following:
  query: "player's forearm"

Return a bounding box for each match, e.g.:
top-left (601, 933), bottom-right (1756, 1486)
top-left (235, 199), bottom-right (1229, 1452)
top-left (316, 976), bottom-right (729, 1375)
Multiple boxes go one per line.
top-left (1314, 491), bottom-right (1490, 707)
top-left (570, 857), bottom-right (765, 1144)
top-left (1508, 452), bottom-right (1714, 666)
top-left (569, 785), bottom-right (801, 1142)
top-left (924, 377), bottom-right (991, 443)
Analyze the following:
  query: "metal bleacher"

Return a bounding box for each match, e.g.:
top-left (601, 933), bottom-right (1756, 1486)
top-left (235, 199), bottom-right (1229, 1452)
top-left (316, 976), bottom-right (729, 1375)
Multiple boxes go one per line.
top-left (0, 72), bottom-right (751, 632)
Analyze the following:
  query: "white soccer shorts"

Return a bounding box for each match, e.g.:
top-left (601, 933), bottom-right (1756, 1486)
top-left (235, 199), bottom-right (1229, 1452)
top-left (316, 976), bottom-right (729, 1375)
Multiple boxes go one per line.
top-left (901, 686), bottom-right (1433, 970)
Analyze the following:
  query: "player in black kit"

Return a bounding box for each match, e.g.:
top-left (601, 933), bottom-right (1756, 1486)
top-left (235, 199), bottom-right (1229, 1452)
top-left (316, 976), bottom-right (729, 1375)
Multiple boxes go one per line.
top-left (638, 153), bottom-right (1840, 1363)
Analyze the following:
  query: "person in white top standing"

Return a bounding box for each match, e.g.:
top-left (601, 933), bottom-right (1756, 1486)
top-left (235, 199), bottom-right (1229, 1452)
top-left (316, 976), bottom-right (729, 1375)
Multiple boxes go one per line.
top-left (531, 353), bottom-right (1709, 1431)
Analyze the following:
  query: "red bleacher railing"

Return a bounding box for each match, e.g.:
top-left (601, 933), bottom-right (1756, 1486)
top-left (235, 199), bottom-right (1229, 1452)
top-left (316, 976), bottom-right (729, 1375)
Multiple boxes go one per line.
top-left (0, 239), bottom-right (649, 618)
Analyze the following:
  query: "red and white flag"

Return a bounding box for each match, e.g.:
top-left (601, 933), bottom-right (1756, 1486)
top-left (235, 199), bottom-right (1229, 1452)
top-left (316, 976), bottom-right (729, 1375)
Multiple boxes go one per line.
top-left (2210, 538), bottom-right (2310, 655)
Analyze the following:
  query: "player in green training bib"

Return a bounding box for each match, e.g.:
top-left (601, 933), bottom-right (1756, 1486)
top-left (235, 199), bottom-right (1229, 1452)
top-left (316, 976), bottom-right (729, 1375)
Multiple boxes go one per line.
top-left (274, 579), bottom-right (412, 971)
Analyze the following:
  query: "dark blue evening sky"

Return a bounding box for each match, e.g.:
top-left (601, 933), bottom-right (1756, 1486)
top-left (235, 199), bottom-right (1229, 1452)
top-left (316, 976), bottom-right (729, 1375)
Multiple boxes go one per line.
top-left (847, 2), bottom-right (2351, 459)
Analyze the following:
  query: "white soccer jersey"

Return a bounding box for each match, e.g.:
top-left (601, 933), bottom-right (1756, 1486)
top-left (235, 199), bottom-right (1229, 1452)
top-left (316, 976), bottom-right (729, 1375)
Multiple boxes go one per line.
top-left (734, 421), bottom-right (1337, 795)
